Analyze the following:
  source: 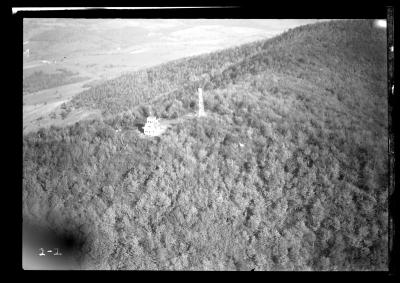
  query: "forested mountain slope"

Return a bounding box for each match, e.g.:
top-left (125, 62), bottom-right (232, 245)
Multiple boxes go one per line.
top-left (23, 20), bottom-right (388, 270)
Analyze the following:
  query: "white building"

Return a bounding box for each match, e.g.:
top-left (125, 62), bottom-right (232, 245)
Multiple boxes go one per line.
top-left (143, 116), bottom-right (163, 136)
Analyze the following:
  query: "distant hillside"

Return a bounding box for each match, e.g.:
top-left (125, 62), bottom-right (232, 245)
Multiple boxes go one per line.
top-left (23, 20), bottom-right (388, 270)
top-left (23, 19), bottom-right (151, 60)
top-left (23, 68), bottom-right (90, 94)
top-left (67, 20), bottom-right (386, 118)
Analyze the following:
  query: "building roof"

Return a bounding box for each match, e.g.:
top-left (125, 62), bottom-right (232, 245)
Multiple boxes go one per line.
top-left (147, 116), bottom-right (157, 122)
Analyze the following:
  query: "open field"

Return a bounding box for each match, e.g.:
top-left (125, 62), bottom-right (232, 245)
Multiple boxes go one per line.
top-left (23, 77), bottom-right (102, 134)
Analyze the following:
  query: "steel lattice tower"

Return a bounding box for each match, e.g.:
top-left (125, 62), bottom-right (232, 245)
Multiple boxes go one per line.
top-left (198, 88), bottom-right (205, 117)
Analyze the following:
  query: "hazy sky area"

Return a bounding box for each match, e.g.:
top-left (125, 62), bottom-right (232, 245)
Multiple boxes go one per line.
top-left (23, 19), bottom-right (332, 69)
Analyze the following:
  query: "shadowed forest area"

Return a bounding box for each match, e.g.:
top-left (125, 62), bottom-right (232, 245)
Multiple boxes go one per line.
top-left (23, 20), bottom-right (388, 270)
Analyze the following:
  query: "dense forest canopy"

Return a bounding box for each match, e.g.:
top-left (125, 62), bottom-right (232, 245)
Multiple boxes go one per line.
top-left (23, 19), bottom-right (388, 270)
